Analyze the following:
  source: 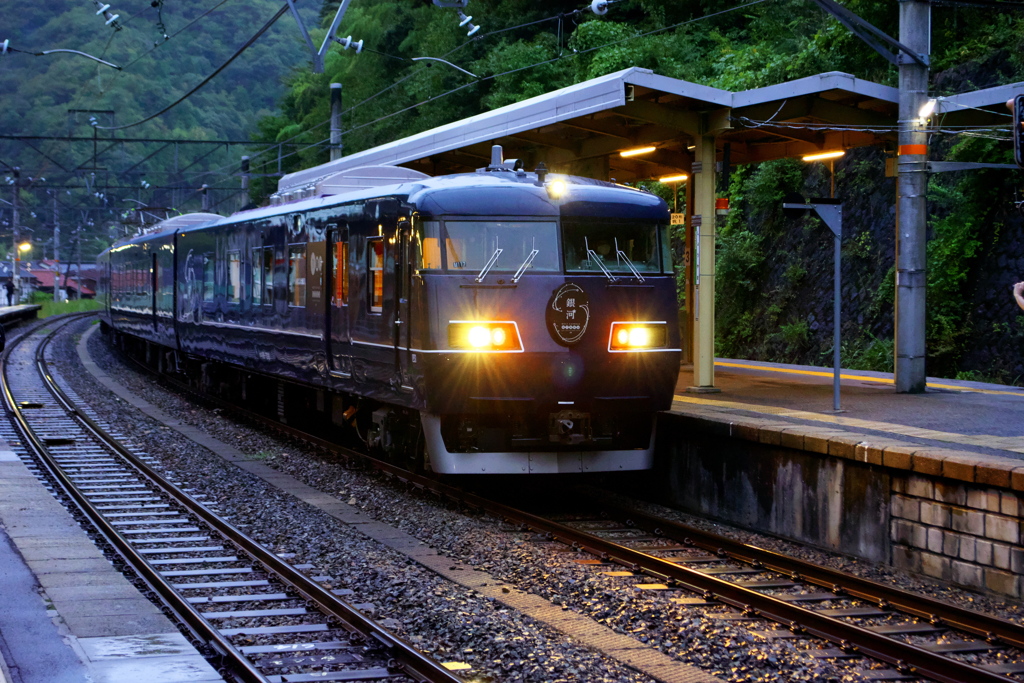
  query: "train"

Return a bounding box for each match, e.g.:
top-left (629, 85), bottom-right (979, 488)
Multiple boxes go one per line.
top-left (97, 147), bottom-right (681, 474)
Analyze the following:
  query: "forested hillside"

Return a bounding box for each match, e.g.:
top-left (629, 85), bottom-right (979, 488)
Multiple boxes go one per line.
top-left (0, 0), bottom-right (315, 257)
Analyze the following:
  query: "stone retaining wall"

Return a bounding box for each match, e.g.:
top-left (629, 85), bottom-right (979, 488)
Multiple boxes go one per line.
top-left (657, 409), bottom-right (1024, 598)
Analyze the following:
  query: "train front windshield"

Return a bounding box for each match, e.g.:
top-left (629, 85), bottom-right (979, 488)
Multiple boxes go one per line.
top-left (422, 219), bottom-right (671, 275)
top-left (562, 220), bottom-right (671, 274)
top-left (425, 220), bottom-right (560, 273)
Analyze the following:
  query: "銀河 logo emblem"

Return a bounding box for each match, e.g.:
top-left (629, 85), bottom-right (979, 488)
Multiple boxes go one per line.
top-left (546, 283), bottom-right (590, 345)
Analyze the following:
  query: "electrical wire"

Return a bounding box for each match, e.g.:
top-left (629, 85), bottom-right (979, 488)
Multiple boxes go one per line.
top-left (94, 4), bottom-right (289, 131)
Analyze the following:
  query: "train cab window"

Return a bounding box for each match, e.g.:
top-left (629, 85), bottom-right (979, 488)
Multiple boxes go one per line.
top-left (332, 241), bottom-right (348, 306)
top-left (226, 250), bottom-right (242, 303)
top-left (202, 254), bottom-right (215, 302)
top-left (288, 244), bottom-right (307, 307)
top-left (562, 220), bottom-right (668, 274)
top-left (441, 221), bottom-right (559, 274)
top-left (420, 221), bottom-right (442, 270)
top-left (368, 238), bottom-right (384, 313)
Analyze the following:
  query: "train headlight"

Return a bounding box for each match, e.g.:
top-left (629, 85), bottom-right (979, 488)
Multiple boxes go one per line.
top-left (609, 322), bottom-right (667, 352)
top-left (449, 321), bottom-right (523, 352)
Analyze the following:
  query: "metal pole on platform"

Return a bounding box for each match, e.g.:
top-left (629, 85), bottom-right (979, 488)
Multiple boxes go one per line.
top-left (833, 229), bottom-right (841, 412)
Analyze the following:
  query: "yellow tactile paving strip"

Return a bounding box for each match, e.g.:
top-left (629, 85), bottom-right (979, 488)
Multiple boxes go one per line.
top-left (716, 361), bottom-right (1024, 398)
top-left (671, 394), bottom-right (1024, 456)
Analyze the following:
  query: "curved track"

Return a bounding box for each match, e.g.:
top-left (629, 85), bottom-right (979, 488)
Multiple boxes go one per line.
top-left (1, 314), bottom-right (461, 683)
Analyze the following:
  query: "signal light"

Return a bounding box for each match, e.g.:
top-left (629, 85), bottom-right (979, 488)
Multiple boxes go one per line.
top-left (448, 321), bottom-right (522, 352)
top-left (1014, 94), bottom-right (1024, 169)
top-left (608, 322), bottom-right (667, 352)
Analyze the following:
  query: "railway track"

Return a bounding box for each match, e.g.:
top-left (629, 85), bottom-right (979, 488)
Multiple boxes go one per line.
top-left (1, 314), bottom-right (462, 683)
top-left (118, 338), bottom-right (1024, 682)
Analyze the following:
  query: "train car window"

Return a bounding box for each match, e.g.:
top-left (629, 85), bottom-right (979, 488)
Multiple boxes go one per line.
top-left (441, 221), bottom-right (559, 274)
top-left (288, 244), bottom-right (307, 308)
top-left (226, 250), bottom-right (242, 303)
top-left (562, 220), bottom-right (665, 274)
top-left (250, 247), bottom-right (262, 305)
top-left (262, 246), bottom-right (274, 304)
top-left (332, 241), bottom-right (348, 306)
top-left (368, 238), bottom-right (384, 313)
top-left (203, 254), bottom-right (215, 302)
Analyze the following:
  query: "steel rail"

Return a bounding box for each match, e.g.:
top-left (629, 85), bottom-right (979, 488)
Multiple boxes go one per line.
top-left (590, 498), bottom-right (1024, 650)
top-left (441, 487), bottom-right (1013, 683)
top-left (1, 315), bottom-right (263, 682)
top-left (43, 319), bottom-right (461, 683)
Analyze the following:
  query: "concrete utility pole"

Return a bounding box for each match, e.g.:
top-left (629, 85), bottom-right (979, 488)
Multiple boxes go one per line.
top-left (11, 167), bottom-right (19, 303)
top-left (895, 0), bottom-right (930, 393)
top-left (330, 83), bottom-right (343, 162)
top-left (52, 192), bottom-right (60, 302)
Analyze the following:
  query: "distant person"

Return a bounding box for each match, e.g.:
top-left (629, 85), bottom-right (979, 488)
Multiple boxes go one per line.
top-left (4, 281), bottom-right (13, 306)
top-left (1014, 281), bottom-right (1024, 312)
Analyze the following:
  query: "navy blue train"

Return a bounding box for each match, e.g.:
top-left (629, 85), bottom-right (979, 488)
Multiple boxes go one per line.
top-left (98, 149), bottom-right (681, 474)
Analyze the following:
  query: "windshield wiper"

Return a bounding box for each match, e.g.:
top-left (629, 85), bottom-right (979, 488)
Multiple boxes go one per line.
top-left (614, 237), bottom-right (644, 282)
top-left (584, 236), bottom-right (617, 283)
top-left (512, 249), bottom-right (538, 283)
top-left (475, 247), bottom-right (503, 282)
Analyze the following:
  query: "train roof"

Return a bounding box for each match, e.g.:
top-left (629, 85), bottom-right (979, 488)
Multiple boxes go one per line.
top-left (102, 167), bottom-right (668, 253)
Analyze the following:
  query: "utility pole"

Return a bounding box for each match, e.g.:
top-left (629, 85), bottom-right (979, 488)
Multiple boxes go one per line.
top-left (895, 0), bottom-right (930, 393)
top-left (75, 224), bottom-right (82, 300)
top-left (330, 83), bottom-right (343, 161)
top-left (52, 192), bottom-right (60, 302)
top-left (11, 167), bottom-right (19, 303)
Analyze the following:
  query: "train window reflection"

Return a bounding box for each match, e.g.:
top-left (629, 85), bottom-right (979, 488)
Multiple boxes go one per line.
top-left (262, 247), bottom-right (274, 304)
top-left (441, 221), bottom-right (558, 273)
top-left (227, 250), bottom-right (242, 303)
top-left (288, 244), bottom-right (307, 307)
top-left (368, 238), bottom-right (384, 313)
top-left (251, 247), bottom-right (262, 305)
top-left (202, 254), bottom-right (215, 302)
top-left (562, 221), bottom-right (667, 274)
top-left (332, 241), bottom-right (348, 306)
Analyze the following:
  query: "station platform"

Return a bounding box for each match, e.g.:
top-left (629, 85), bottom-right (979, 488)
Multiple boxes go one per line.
top-left (0, 442), bottom-right (222, 682)
top-left (674, 359), bottom-right (1024, 465)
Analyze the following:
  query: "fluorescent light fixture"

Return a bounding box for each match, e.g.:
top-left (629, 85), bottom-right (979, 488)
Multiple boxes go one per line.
top-left (619, 146), bottom-right (656, 158)
top-left (801, 150), bottom-right (845, 162)
top-left (659, 174), bottom-right (688, 183)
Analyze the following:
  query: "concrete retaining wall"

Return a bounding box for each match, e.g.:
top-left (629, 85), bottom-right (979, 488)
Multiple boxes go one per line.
top-left (657, 411), bottom-right (1024, 598)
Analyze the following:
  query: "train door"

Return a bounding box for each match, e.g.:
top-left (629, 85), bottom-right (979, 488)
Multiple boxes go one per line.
top-left (395, 221), bottom-right (413, 371)
top-left (327, 223), bottom-right (350, 375)
top-left (151, 252), bottom-right (158, 330)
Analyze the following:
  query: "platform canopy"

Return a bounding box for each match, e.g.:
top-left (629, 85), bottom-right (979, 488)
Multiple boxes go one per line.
top-left (280, 67), bottom-right (1023, 194)
top-left (281, 68), bottom-right (908, 192)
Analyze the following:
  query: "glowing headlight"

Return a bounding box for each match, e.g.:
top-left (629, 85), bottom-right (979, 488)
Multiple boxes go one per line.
top-left (449, 321), bottom-right (523, 352)
top-left (546, 179), bottom-right (567, 199)
top-left (609, 322), bottom-right (667, 351)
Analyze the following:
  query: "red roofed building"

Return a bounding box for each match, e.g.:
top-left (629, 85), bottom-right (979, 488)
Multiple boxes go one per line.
top-left (28, 269), bottom-right (95, 299)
